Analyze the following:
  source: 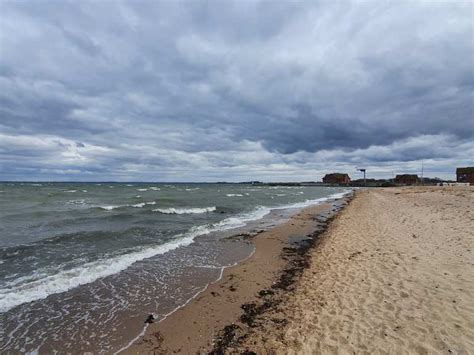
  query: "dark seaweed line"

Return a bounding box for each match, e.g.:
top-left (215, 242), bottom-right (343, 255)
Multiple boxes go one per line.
top-left (209, 194), bottom-right (354, 355)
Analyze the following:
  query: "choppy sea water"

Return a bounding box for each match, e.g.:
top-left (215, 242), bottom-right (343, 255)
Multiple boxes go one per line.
top-left (0, 182), bottom-right (349, 353)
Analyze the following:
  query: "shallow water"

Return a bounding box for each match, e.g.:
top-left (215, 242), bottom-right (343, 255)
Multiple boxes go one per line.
top-left (0, 182), bottom-right (348, 352)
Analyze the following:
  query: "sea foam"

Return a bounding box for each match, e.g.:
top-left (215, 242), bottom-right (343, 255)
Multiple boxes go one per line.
top-left (100, 201), bottom-right (156, 210)
top-left (99, 205), bottom-right (121, 211)
top-left (153, 206), bottom-right (216, 214)
top-left (0, 236), bottom-right (196, 313)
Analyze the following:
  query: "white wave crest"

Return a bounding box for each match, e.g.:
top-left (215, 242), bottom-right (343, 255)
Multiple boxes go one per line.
top-left (131, 202), bottom-right (156, 208)
top-left (226, 193), bottom-right (243, 197)
top-left (99, 205), bottom-right (121, 210)
top-left (0, 236), bottom-right (196, 313)
top-left (276, 190), bottom-right (351, 210)
top-left (153, 206), bottom-right (216, 214)
top-left (100, 201), bottom-right (156, 210)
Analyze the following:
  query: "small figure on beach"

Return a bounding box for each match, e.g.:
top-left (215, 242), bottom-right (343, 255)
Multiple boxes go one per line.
top-left (145, 314), bottom-right (155, 324)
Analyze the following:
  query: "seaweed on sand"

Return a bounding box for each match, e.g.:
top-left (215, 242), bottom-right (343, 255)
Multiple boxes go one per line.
top-left (209, 194), bottom-right (354, 354)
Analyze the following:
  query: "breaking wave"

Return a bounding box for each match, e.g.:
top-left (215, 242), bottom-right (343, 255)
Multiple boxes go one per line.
top-left (153, 206), bottom-right (216, 214)
top-left (99, 202), bottom-right (156, 210)
top-left (0, 236), bottom-right (196, 313)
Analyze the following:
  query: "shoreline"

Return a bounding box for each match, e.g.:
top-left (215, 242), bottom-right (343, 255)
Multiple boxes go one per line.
top-left (230, 186), bottom-right (474, 353)
top-left (115, 248), bottom-right (257, 354)
top-left (123, 192), bottom-right (353, 353)
top-left (0, 186), bottom-right (350, 353)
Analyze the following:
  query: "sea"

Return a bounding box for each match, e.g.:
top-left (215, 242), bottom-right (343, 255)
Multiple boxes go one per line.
top-left (0, 182), bottom-right (349, 353)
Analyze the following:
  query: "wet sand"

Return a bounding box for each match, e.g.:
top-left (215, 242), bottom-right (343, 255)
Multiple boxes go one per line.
top-left (125, 186), bottom-right (473, 354)
top-left (123, 195), bottom-right (351, 353)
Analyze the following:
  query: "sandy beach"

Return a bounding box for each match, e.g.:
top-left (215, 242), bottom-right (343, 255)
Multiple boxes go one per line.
top-left (236, 187), bottom-right (474, 354)
top-left (125, 195), bottom-right (351, 353)
top-left (126, 186), bottom-right (473, 354)
top-left (3, 1), bottom-right (473, 353)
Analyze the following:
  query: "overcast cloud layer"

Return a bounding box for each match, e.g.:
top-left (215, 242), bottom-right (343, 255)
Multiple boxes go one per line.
top-left (0, 0), bottom-right (473, 181)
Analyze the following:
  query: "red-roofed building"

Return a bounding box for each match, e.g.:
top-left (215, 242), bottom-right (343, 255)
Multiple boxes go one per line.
top-left (322, 173), bottom-right (351, 185)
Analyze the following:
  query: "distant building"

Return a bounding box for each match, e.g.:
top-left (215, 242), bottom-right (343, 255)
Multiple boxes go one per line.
top-left (456, 167), bottom-right (474, 185)
top-left (322, 173), bottom-right (351, 185)
top-left (394, 174), bottom-right (419, 185)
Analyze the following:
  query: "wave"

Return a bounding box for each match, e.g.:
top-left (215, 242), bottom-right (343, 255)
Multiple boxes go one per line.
top-left (203, 190), bottom-right (350, 234)
top-left (0, 189), bottom-right (351, 313)
top-left (99, 201), bottom-right (156, 210)
top-left (226, 193), bottom-right (243, 197)
top-left (0, 205), bottom-right (270, 312)
top-left (0, 236), bottom-right (196, 313)
top-left (153, 206), bottom-right (216, 214)
top-left (132, 202), bottom-right (156, 208)
top-left (99, 205), bottom-right (121, 211)
top-left (0, 202), bottom-right (271, 312)
top-left (277, 190), bottom-right (351, 210)
top-left (66, 199), bottom-right (87, 206)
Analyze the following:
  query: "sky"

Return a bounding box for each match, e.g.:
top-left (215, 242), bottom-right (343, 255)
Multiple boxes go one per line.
top-left (0, 0), bottom-right (473, 182)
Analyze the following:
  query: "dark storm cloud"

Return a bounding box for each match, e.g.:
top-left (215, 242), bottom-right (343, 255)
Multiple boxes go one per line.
top-left (0, 0), bottom-right (472, 181)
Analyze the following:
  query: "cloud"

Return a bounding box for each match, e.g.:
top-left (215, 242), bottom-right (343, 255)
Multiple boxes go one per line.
top-left (0, 0), bottom-right (472, 181)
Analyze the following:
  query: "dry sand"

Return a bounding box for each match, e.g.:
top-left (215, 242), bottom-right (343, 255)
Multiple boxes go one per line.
top-left (238, 187), bottom-right (474, 354)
